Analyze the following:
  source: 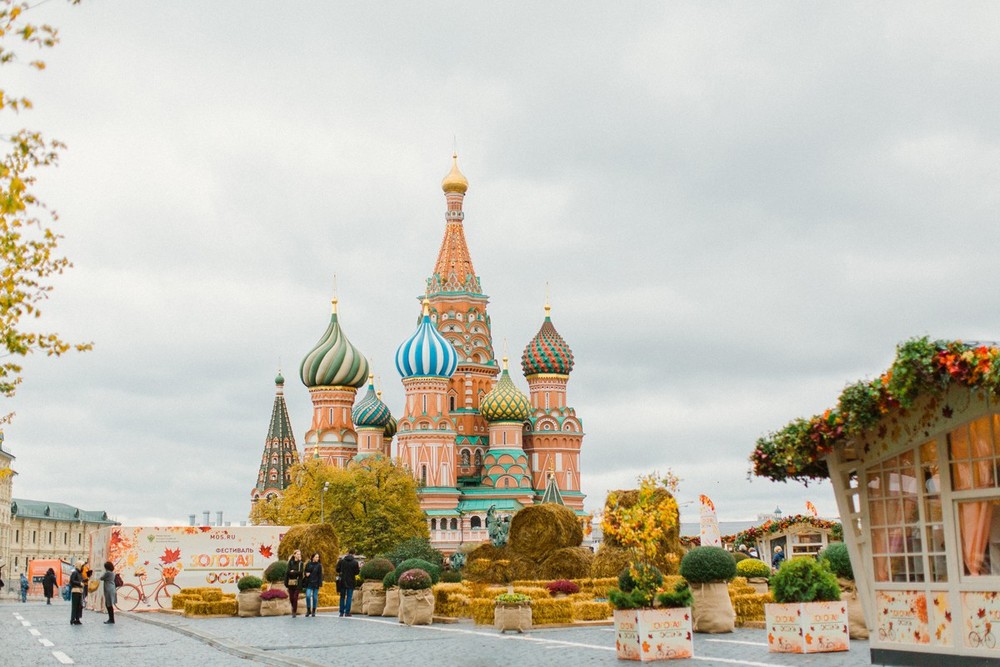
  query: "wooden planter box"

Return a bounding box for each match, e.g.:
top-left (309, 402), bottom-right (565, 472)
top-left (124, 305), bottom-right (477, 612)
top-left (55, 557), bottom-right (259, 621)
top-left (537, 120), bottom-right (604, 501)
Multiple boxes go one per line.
top-left (614, 608), bottom-right (693, 661)
top-left (495, 603), bottom-right (532, 633)
top-left (765, 601), bottom-right (849, 653)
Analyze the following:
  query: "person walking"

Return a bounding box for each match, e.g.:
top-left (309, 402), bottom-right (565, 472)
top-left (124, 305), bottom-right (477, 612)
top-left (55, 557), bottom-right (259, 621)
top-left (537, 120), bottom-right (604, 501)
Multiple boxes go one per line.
top-left (336, 550), bottom-right (360, 618)
top-left (42, 568), bottom-right (57, 605)
top-left (285, 549), bottom-right (304, 618)
top-left (99, 561), bottom-right (117, 624)
top-left (19, 572), bottom-right (28, 602)
top-left (69, 562), bottom-right (85, 625)
top-left (302, 553), bottom-right (323, 618)
top-left (771, 545), bottom-right (785, 570)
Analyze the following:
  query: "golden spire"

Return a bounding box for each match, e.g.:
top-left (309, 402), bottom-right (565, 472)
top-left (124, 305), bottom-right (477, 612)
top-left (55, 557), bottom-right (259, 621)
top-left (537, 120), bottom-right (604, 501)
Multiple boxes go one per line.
top-left (441, 153), bottom-right (469, 194)
top-left (544, 283), bottom-right (551, 318)
top-left (422, 298), bottom-right (431, 316)
top-left (331, 297), bottom-right (338, 314)
top-left (331, 274), bottom-right (339, 314)
top-left (502, 355), bottom-right (509, 370)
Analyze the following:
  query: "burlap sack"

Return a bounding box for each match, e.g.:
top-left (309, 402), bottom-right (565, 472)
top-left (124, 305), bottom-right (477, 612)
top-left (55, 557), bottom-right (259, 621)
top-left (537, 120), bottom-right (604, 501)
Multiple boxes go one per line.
top-left (691, 582), bottom-right (735, 633)
top-left (260, 599), bottom-right (290, 617)
top-left (747, 578), bottom-right (770, 595)
top-left (382, 587), bottom-right (400, 617)
top-left (399, 588), bottom-right (434, 626)
top-left (364, 587), bottom-right (386, 616)
top-left (350, 586), bottom-right (365, 614)
top-left (839, 579), bottom-right (869, 639)
top-left (495, 604), bottom-right (532, 633)
top-left (360, 582), bottom-right (382, 615)
top-left (237, 591), bottom-right (261, 618)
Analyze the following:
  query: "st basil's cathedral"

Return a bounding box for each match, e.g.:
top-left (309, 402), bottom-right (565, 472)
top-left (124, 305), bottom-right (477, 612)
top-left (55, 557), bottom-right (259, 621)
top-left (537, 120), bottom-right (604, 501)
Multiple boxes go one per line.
top-left (251, 156), bottom-right (586, 551)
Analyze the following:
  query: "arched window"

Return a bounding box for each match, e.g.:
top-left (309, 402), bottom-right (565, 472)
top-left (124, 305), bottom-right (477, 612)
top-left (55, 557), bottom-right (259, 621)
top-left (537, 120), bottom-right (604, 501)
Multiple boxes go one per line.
top-left (474, 451), bottom-right (483, 466)
top-left (450, 395), bottom-right (457, 411)
top-left (430, 518), bottom-right (437, 531)
top-left (470, 516), bottom-right (482, 529)
top-left (461, 450), bottom-right (470, 466)
top-left (450, 518), bottom-right (458, 530)
top-left (421, 465), bottom-right (428, 486)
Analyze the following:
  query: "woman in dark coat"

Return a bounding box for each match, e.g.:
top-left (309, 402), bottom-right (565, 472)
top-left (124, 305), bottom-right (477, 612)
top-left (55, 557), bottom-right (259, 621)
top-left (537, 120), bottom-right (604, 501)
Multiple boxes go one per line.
top-left (42, 568), bottom-right (57, 604)
top-left (99, 562), bottom-right (117, 624)
top-left (285, 549), bottom-right (304, 618)
top-left (302, 553), bottom-right (323, 618)
top-left (69, 561), bottom-right (85, 625)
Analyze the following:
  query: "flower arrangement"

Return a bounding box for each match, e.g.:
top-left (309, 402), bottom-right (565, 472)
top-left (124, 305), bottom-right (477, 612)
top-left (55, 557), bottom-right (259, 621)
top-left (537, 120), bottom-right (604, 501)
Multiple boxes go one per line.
top-left (735, 558), bottom-right (771, 579)
top-left (545, 579), bottom-right (580, 595)
top-left (733, 515), bottom-right (840, 548)
top-left (259, 588), bottom-right (288, 601)
top-left (751, 337), bottom-right (1000, 482)
top-left (601, 473), bottom-right (679, 565)
top-left (495, 592), bottom-right (531, 606)
top-left (237, 575), bottom-right (263, 592)
top-left (397, 568), bottom-right (432, 591)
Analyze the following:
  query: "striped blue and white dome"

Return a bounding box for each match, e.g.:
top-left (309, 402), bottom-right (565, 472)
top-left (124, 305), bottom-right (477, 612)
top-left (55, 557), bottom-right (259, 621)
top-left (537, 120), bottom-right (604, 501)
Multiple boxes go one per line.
top-left (395, 300), bottom-right (459, 379)
top-left (352, 377), bottom-right (392, 429)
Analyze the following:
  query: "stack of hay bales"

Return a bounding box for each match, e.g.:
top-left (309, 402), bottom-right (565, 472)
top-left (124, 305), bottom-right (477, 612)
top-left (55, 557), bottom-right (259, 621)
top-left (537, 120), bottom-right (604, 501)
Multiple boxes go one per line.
top-left (593, 486), bottom-right (682, 576)
top-left (174, 587), bottom-right (237, 617)
top-left (464, 504), bottom-right (592, 583)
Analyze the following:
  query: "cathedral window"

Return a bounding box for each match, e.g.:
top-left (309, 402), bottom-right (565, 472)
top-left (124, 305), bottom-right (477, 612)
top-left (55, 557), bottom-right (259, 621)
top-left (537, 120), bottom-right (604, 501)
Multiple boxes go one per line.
top-left (545, 392), bottom-right (550, 409)
top-left (461, 450), bottom-right (470, 466)
top-left (470, 516), bottom-right (482, 529)
top-left (450, 518), bottom-right (458, 530)
top-left (475, 451), bottom-right (483, 466)
top-left (450, 395), bottom-right (456, 411)
top-left (430, 519), bottom-right (437, 531)
top-left (421, 465), bottom-right (428, 486)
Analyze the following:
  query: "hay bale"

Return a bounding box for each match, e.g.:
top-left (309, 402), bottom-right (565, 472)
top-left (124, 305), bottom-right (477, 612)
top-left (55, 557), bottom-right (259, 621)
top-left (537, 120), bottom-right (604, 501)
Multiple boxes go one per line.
top-left (538, 547), bottom-right (594, 581)
top-left (590, 544), bottom-right (632, 578)
top-left (507, 504), bottom-right (582, 561)
top-left (278, 524), bottom-right (340, 569)
top-left (602, 487), bottom-right (681, 574)
top-left (466, 542), bottom-right (504, 563)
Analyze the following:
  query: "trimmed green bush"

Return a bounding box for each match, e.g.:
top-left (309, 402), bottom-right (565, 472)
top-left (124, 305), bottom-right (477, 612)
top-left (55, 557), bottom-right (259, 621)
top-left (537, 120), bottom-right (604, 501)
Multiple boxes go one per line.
top-left (382, 569), bottom-right (399, 588)
top-left (359, 557), bottom-right (394, 582)
top-left (736, 558), bottom-right (771, 579)
top-left (237, 575), bottom-right (262, 591)
top-left (398, 568), bottom-right (433, 590)
top-left (263, 560), bottom-right (287, 583)
top-left (440, 570), bottom-right (463, 583)
top-left (732, 551), bottom-right (749, 563)
top-left (394, 558), bottom-right (441, 584)
top-left (382, 538), bottom-right (444, 567)
top-left (679, 546), bottom-right (736, 583)
top-left (819, 542), bottom-right (853, 580)
top-left (657, 581), bottom-right (693, 609)
top-left (771, 557), bottom-right (841, 603)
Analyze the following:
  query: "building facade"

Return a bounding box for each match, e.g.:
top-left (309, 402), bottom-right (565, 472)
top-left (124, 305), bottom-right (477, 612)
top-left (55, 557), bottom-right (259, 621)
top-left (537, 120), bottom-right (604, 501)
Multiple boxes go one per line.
top-left (0, 435), bottom-right (14, 580)
top-left (6, 498), bottom-right (119, 579)
top-left (272, 156), bottom-right (587, 550)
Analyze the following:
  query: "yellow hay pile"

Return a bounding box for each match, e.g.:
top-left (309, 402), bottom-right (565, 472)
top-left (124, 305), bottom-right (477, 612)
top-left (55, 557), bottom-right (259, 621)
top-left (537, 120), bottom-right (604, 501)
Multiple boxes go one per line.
top-left (538, 547), bottom-right (594, 581)
top-left (507, 504), bottom-right (583, 561)
top-left (590, 544), bottom-right (632, 578)
top-left (278, 524), bottom-right (340, 569)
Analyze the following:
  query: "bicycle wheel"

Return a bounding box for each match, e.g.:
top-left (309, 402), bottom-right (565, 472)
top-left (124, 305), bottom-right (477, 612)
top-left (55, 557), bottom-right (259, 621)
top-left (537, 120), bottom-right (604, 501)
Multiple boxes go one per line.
top-left (155, 583), bottom-right (182, 609)
top-left (968, 631), bottom-right (981, 648)
top-left (986, 633), bottom-right (996, 649)
top-left (116, 584), bottom-right (141, 611)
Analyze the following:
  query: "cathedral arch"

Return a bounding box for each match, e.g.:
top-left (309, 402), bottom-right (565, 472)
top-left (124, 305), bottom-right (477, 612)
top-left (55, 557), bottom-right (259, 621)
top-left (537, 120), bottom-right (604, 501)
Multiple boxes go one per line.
top-left (461, 450), bottom-right (471, 466)
top-left (470, 516), bottom-right (482, 529)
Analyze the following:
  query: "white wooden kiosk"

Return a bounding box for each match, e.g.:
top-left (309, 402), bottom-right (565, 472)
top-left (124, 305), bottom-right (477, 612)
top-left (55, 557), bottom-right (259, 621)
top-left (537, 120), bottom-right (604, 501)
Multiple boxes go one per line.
top-left (756, 341), bottom-right (1000, 666)
top-left (735, 515), bottom-right (838, 568)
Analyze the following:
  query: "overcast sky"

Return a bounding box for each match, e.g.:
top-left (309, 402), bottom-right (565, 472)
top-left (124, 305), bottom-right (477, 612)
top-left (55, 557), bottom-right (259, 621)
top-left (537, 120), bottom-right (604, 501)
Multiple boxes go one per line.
top-left (5, 2), bottom-right (999, 527)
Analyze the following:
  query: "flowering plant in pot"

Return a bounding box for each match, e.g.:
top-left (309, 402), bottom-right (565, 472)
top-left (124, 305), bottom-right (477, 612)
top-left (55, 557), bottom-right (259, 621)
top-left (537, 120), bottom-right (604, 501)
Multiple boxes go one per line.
top-left (259, 585), bottom-right (291, 617)
top-left (545, 580), bottom-right (580, 597)
top-left (611, 562), bottom-right (692, 662)
top-left (494, 592), bottom-right (532, 634)
top-left (766, 557), bottom-right (847, 654)
top-left (397, 568), bottom-right (434, 626)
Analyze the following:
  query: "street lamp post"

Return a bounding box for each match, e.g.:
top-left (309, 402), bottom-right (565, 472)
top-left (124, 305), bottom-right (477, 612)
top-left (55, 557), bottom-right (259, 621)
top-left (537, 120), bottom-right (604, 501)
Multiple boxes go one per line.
top-left (320, 482), bottom-right (330, 523)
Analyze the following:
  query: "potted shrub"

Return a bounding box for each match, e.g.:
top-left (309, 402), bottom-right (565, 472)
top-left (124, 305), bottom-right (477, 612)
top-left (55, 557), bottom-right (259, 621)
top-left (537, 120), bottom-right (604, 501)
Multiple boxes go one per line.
top-left (381, 570), bottom-right (400, 618)
top-left (735, 557), bottom-right (771, 595)
top-left (360, 558), bottom-right (393, 616)
top-left (397, 568), bottom-right (434, 626)
top-left (237, 576), bottom-right (263, 618)
top-left (259, 587), bottom-right (290, 617)
top-left (263, 560), bottom-right (288, 591)
top-left (611, 563), bottom-right (693, 661)
top-left (494, 592), bottom-right (532, 633)
top-left (679, 546), bottom-right (736, 633)
top-left (819, 542), bottom-right (867, 640)
top-left (766, 557), bottom-right (848, 654)
top-left (545, 579), bottom-right (580, 598)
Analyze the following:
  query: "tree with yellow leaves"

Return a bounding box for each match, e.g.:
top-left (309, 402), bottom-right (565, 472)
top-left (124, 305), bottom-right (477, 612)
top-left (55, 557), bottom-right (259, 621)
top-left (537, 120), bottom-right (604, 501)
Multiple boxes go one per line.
top-left (251, 456), bottom-right (429, 557)
top-left (1, 0), bottom-right (91, 418)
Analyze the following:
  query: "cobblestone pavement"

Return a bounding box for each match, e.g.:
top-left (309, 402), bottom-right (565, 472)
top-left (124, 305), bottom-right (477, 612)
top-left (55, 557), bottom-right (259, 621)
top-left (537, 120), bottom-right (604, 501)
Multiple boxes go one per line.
top-left (2, 600), bottom-right (873, 666)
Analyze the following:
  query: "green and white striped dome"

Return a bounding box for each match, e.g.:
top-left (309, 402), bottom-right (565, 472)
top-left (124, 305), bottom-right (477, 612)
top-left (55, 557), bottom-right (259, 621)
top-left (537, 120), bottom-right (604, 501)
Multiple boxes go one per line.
top-left (300, 299), bottom-right (369, 389)
top-left (352, 377), bottom-right (392, 429)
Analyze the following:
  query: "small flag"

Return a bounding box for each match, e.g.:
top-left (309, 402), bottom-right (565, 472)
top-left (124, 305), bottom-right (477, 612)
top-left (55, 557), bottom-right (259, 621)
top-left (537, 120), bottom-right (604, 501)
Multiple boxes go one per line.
top-left (805, 501), bottom-right (818, 517)
top-left (699, 495), bottom-right (722, 547)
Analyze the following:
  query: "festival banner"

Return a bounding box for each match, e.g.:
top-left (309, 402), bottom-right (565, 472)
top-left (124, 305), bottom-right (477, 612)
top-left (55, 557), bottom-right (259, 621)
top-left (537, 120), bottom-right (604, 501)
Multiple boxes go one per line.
top-left (805, 501), bottom-right (819, 517)
top-left (699, 495), bottom-right (721, 547)
top-left (91, 526), bottom-right (286, 609)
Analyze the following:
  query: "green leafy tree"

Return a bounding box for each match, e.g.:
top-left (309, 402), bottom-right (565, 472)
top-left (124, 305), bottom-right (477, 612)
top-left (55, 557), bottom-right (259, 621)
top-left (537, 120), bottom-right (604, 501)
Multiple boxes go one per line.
top-left (251, 457), bottom-right (429, 556)
top-left (0, 0), bottom-right (91, 419)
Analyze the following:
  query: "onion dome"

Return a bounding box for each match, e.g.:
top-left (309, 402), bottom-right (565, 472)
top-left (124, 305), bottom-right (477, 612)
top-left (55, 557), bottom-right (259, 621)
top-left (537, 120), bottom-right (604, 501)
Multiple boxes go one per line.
top-left (480, 357), bottom-right (531, 423)
top-left (352, 375), bottom-right (392, 428)
top-left (275, 371), bottom-right (285, 386)
top-left (441, 153), bottom-right (469, 194)
top-left (395, 299), bottom-right (459, 378)
top-left (300, 298), bottom-right (370, 388)
top-left (383, 412), bottom-right (398, 439)
top-left (521, 303), bottom-right (574, 377)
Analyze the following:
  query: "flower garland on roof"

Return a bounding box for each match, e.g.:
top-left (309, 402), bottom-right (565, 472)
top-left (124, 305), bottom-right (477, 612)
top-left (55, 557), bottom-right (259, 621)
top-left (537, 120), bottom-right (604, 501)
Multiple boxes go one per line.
top-left (732, 515), bottom-right (842, 549)
top-left (751, 337), bottom-right (1000, 483)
